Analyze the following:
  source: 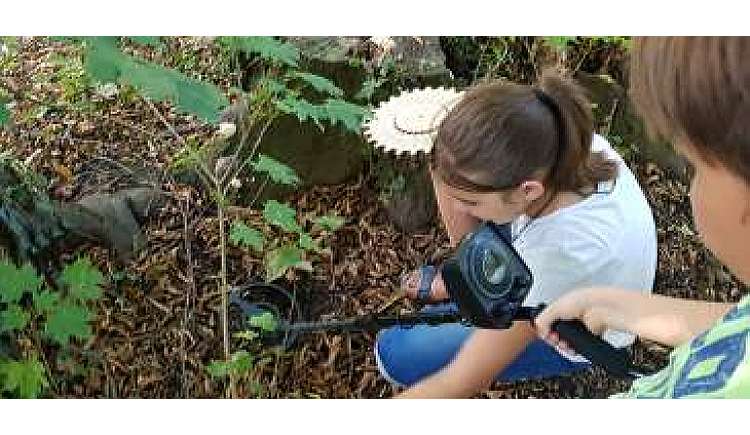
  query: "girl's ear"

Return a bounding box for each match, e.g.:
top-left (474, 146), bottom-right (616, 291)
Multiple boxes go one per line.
top-left (519, 180), bottom-right (546, 203)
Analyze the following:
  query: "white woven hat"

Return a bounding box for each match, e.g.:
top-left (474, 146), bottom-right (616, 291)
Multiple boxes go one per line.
top-left (363, 87), bottom-right (465, 156)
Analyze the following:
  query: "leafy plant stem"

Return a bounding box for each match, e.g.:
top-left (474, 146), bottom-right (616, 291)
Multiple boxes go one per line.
top-left (217, 200), bottom-right (230, 363)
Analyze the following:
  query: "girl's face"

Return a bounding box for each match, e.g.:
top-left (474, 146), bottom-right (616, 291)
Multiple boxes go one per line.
top-left (679, 142), bottom-right (750, 284)
top-left (431, 172), bottom-right (545, 225)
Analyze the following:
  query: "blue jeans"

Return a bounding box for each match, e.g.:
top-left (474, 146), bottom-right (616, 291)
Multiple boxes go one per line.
top-left (375, 303), bottom-right (591, 387)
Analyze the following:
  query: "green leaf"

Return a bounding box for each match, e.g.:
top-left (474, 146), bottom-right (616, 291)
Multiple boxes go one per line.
top-left (229, 350), bottom-right (253, 376)
top-left (298, 233), bottom-right (322, 253)
top-left (320, 99), bottom-right (369, 133)
top-left (120, 61), bottom-right (178, 101)
top-left (172, 76), bottom-right (228, 125)
top-left (287, 72), bottom-right (344, 98)
top-left (0, 262), bottom-right (43, 304)
top-left (257, 77), bottom-right (289, 96)
top-left (120, 62), bottom-right (228, 124)
top-left (229, 221), bottom-right (265, 252)
top-left (44, 303), bottom-right (93, 346)
top-left (205, 359), bottom-right (229, 379)
top-left (265, 245), bottom-right (312, 282)
top-left (80, 36), bottom-right (228, 124)
top-left (32, 289), bottom-right (61, 315)
top-left (276, 95), bottom-right (324, 129)
top-left (125, 36), bottom-right (162, 47)
top-left (205, 351), bottom-right (254, 379)
top-left (0, 357), bottom-right (48, 398)
top-left (313, 214), bottom-right (346, 232)
top-left (250, 154), bottom-right (300, 186)
top-left (0, 305), bottom-right (29, 333)
top-left (83, 36), bottom-right (126, 83)
top-left (226, 37), bottom-right (300, 67)
top-left (263, 200), bottom-right (302, 233)
top-left (249, 312), bottom-right (278, 332)
top-left (276, 96), bottom-right (369, 133)
top-left (60, 257), bottom-right (104, 303)
top-left (0, 103), bottom-right (9, 126)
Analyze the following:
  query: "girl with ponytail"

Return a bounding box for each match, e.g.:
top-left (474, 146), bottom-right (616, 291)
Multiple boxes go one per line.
top-left (376, 71), bottom-right (657, 398)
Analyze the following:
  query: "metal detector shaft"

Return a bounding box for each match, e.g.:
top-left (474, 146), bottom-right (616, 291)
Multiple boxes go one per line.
top-left (278, 311), bottom-right (465, 334)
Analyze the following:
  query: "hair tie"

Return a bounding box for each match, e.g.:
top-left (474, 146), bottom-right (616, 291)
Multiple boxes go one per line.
top-left (532, 87), bottom-right (566, 186)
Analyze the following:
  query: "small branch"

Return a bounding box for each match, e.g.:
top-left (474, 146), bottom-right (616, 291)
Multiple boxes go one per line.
top-left (602, 99), bottom-right (620, 138)
top-left (180, 192), bottom-right (198, 398)
top-left (142, 96), bottom-right (187, 147)
top-left (223, 119), bottom-right (273, 187)
top-left (218, 202), bottom-right (230, 362)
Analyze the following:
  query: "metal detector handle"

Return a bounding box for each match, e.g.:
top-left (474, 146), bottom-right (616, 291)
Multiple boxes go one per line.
top-left (552, 319), bottom-right (638, 380)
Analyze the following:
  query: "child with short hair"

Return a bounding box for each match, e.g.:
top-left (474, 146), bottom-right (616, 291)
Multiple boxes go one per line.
top-left (536, 37), bottom-right (750, 398)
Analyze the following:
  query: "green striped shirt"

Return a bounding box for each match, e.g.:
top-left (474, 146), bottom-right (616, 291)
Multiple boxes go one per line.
top-left (614, 295), bottom-right (750, 398)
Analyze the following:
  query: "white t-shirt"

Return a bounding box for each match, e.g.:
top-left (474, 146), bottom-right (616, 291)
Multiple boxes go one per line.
top-left (511, 134), bottom-right (657, 352)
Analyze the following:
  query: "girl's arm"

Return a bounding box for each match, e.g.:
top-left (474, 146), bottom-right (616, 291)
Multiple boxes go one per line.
top-left (397, 323), bottom-right (535, 398)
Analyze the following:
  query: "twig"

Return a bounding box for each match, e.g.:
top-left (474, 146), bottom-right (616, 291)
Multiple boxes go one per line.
top-left (222, 119), bottom-right (272, 188)
top-left (180, 192), bottom-right (198, 398)
top-left (142, 96), bottom-right (187, 147)
top-left (602, 99), bottom-right (620, 138)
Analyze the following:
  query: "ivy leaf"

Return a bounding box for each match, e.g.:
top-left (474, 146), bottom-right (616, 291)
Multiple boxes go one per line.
top-left (229, 221), bottom-right (265, 252)
top-left (250, 154), bottom-right (300, 187)
top-left (287, 72), bottom-right (344, 98)
top-left (60, 257), bottom-right (104, 303)
top-left (0, 262), bottom-right (42, 304)
top-left (313, 214), bottom-right (345, 232)
top-left (263, 200), bottom-right (302, 233)
top-left (265, 245), bottom-right (312, 282)
top-left (32, 288), bottom-right (61, 315)
top-left (44, 303), bottom-right (93, 346)
top-left (249, 312), bottom-right (278, 332)
top-left (225, 37), bottom-right (300, 67)
top-left (0, 357), bottom-right (48, 398)
top-left (0, 305), bottom-right (30, 333)
top-left (298, 233), bottom-right (322, 253)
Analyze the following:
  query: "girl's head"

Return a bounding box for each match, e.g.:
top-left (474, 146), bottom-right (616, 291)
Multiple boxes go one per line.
top-left (630, 37), bottom-right (750, 283)
top-left (429, 71), bottom-right (617, 223)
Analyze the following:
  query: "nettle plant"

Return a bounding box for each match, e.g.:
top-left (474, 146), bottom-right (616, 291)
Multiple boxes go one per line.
top-left (0, 258), bottom-right (103, 398)
top-left (56, 36), bottom-right (364, 395)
